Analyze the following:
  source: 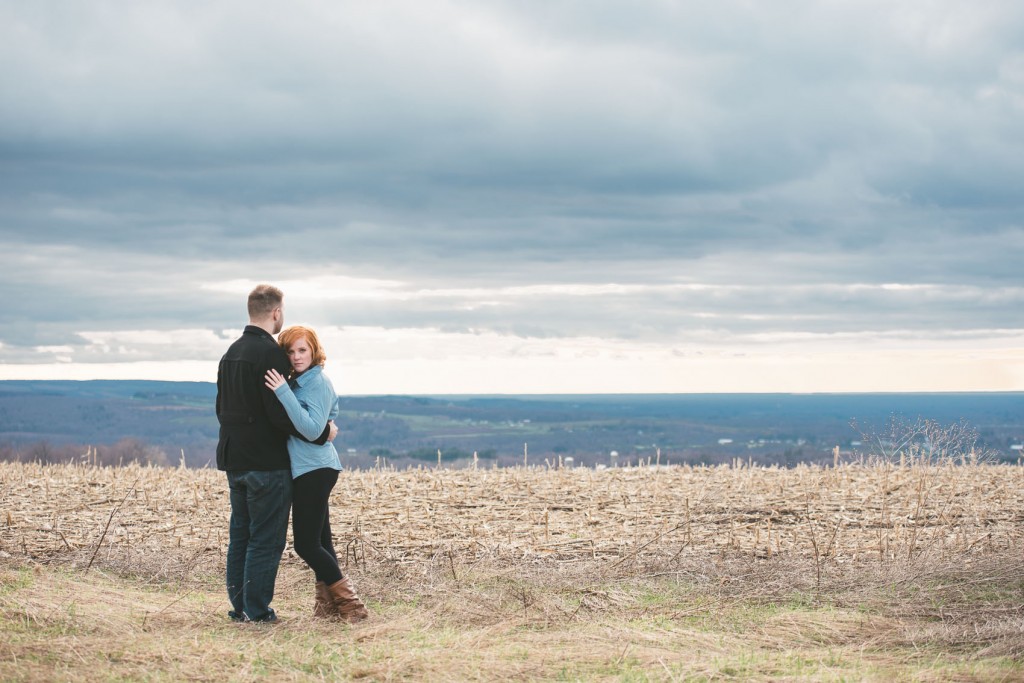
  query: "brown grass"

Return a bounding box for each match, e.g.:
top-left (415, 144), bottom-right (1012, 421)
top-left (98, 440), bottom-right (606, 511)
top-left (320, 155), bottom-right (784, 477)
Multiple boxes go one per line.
top-left (2, 459), bottom-right (1023, 681)
top-left (5, 458), bottom-right (1023, 568)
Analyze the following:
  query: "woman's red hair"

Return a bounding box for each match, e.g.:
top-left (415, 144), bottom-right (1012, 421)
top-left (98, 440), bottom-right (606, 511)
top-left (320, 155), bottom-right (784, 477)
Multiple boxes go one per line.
top-left (278, 326), bottom-right (327, 371)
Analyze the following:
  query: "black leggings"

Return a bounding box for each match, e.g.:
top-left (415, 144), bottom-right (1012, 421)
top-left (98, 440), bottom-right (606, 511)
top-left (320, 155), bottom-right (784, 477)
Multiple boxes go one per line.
top-left (292, 467), bottom-right (342, 585)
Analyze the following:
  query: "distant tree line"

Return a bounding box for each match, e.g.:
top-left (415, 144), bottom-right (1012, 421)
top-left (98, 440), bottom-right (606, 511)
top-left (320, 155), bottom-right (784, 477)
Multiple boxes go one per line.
top-left (404, 447), bottom-right (499, 462)
top-left (0, 439), bottom-right (171, 467)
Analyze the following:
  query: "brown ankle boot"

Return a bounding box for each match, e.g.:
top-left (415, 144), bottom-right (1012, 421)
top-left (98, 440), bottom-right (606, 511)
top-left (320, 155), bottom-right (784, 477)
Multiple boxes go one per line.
top-left (325, 577), bottom-right (369, 622)
top-left (314, 581), bottom-right (332, 618)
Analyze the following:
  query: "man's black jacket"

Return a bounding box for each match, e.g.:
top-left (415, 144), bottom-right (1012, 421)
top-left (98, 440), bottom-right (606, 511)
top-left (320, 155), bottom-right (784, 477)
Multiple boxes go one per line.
top-left (216, 325), bottom-right (330, 471)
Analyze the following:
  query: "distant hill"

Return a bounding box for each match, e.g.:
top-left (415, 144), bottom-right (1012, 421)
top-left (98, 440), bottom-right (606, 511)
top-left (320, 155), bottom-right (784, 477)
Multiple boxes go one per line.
top-left (1, 381), bottom-right (1021, 468)
top-left (0, 379), bottom-right (217, 400)
top-left (0, 380), bottom-right (221, 467)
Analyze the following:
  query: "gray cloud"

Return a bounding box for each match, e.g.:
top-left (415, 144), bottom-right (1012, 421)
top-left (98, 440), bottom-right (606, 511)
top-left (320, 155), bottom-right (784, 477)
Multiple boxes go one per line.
top-left (2, 1), bottom-right (1023, 372)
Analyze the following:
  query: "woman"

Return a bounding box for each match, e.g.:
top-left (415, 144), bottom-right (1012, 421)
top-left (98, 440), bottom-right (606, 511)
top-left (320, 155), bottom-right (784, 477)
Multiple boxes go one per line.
top-left (264, 325), bottom-right (368, 622)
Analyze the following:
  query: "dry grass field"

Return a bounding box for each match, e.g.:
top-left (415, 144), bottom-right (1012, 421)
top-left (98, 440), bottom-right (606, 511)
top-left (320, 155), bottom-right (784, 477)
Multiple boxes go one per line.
top-left (2, 455), bottom-right (1024, 681)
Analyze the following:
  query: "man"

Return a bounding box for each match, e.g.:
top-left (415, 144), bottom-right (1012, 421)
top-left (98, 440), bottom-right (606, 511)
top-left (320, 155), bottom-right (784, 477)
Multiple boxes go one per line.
top-left (216, 284), bottom-right (338, 623)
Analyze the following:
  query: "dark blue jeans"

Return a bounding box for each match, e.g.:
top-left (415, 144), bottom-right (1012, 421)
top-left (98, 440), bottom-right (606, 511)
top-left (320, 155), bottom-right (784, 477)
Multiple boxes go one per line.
top-left (226, 469), bottom-right (292, 622)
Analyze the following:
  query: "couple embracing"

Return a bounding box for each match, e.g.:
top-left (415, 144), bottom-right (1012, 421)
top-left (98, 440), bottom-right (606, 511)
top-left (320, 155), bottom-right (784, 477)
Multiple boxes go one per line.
top-left (215, 284), bottom-right (368, 624)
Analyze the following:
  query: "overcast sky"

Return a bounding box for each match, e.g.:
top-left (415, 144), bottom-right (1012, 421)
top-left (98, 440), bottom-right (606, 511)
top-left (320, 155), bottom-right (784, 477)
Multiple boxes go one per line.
top-left (2, 1), bottom-right (1022, 393)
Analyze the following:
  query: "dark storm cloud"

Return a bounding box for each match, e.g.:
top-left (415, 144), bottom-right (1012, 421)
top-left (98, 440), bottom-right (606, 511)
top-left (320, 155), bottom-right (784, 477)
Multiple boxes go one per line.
top-left (1, 1), bottom-right (1023, 369)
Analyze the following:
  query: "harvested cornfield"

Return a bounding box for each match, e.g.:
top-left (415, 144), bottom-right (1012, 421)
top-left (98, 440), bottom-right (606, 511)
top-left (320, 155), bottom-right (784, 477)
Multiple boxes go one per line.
top-left (4, 459), bottom-right (1024, 681)
top-left (3, 458), bottom-right (1022, 574)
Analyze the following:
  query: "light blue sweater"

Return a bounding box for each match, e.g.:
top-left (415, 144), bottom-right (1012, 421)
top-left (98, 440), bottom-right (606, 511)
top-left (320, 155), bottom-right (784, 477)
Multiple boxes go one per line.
top-left (272, 364), bottom-right (342, 479)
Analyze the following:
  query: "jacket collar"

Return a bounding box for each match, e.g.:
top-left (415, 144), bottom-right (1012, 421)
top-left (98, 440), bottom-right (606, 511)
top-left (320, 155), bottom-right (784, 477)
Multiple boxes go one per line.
top-left (243, 324), bottom-right (277, 342)
top-left (292, 364), bottom-right (322, 388)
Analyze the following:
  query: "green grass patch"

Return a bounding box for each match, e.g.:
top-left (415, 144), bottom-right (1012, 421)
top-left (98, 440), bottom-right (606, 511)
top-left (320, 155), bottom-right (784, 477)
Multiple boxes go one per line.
top-left (3, 542), bottom-right (1024, 681)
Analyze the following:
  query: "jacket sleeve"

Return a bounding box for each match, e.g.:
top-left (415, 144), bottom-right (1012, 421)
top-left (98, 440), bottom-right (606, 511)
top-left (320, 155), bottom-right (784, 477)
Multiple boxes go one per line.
top-left (260, 349), bottom-right (331, 444)
top-left (272, 381), bottom-right (329, 441)
top-left (325, 377), bottom-right (340, 421)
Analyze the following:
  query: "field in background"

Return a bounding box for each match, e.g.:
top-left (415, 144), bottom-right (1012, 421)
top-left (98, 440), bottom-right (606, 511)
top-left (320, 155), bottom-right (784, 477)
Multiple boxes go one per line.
top-left (4, 382), bottom-right (1022, 470)
top-left (2, 458), bottom-right (1024, 680)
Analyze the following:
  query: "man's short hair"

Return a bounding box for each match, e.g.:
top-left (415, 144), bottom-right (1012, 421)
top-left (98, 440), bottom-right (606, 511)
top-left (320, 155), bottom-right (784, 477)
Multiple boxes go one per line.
top-left (247, 284), bottom-right (284, 319)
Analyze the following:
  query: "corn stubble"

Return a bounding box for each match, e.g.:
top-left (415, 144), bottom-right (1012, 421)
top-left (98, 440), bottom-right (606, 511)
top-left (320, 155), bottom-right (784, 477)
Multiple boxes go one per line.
top-left (2, 452), bottom-right (1023, 680)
